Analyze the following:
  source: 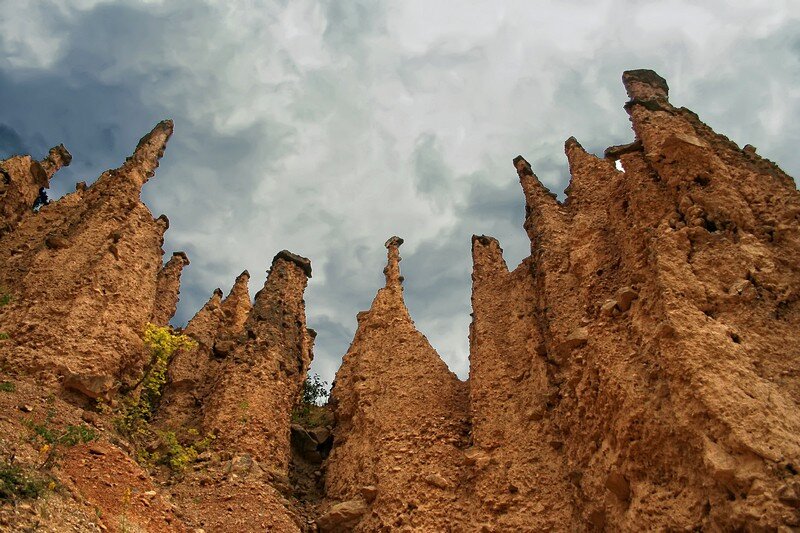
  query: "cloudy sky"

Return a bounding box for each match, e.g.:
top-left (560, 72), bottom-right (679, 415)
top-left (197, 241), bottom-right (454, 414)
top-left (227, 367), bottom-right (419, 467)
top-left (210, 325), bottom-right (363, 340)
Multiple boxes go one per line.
top-left (2, 0), bottom-right (799, 387)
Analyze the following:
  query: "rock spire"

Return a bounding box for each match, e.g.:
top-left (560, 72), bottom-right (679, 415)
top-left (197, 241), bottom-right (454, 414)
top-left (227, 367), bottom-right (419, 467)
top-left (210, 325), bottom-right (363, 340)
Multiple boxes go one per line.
top-left (0, 120), bottom-right (186, 399)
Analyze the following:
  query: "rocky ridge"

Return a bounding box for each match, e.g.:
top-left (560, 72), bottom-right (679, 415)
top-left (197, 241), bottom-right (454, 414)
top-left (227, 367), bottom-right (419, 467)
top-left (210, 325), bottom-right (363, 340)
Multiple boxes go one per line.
top-left (0, 69), bottom-right (798, 531)
top-left (321, 69), bottom-right (800, 531)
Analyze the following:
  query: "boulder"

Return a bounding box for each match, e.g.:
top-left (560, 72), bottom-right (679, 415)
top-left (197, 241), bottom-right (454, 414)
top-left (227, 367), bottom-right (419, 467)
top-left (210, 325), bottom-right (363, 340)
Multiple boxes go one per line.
top-left (561, 327), bottom-right (589, 351)
top-left (359, 485), bottom-right (378, 503)
top-left (600, 299), bottom-right (618, 316)
top-left (317, 499), bottom-right (368, 532)
top-left (63, 372), bottom-right (116, 400)
top-left (615, 287), bottom-right (638, 312)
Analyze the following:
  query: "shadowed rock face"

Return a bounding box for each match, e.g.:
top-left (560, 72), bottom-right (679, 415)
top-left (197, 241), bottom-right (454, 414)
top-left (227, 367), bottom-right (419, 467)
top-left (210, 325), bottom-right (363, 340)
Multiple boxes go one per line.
top-left (156, 270), bottom-right (252, 436)
top-left (0, 120), bottom-right (189, 397)
top-left (322, 70), bottom-right (800, 531)
top-left (189, 253), bottom-right (314, 471)
top-left (158, 253), bottom-right (314, 467)
top-left (156, 257), bottom-right (314, 533)
top-left (151, 251), bottom-right (191, 326)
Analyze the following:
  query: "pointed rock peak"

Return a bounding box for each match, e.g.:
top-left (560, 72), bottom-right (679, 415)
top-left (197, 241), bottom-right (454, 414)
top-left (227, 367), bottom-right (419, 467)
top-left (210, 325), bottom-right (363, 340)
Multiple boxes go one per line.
top-left (133, 120), bottom-right (174, 160)
top-left (228, 270), bottom-right (251, 299)
top-left (472, 234), bottom-right (497, 247)
top-left (564, 136), bottom-right (604, 170)
top-left (221, 269), bottom-right (253, 329)
top-left (171, 251), bottom-right (190, 265)
top-left (272, 250), bottom-right (312, 278)
top-left (564, 136), bottom-right (591, 167)
top-left (40, 144), bottom-right (72, 179)
top-left (622, 69), bottom-right (669, 102)
top-left (513, 155), bottom-right (559, 206)
top-left (513, 155), bottom-right (534, 177)
top-left (201, 288), bottom-right (224, 312)
top-left (151, 250), bottom-right (191, 325)
top-left (126, 119), bottom-right (174, 187)
top-left (564, 136), bottom-right (584, 153)
top-left (187, 288), bottom-right (224, 328)
top-left (472, 234), bottom-right (508, 274)
top-left (563, 137), bottom-right (616, 204)
top-left (383, 236), bottom-right (404, 288)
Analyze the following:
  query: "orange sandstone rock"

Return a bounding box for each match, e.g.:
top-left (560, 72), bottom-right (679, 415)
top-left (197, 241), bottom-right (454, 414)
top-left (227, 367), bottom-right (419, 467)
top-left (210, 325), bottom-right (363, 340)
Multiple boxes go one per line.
top-left (323, 237), bottom-right (470, 531)
top-left (200, 251), bottom-right (314, 471)
top-left (0, 121), bottom-right (188, 398)
top-left (1, 68), bottom-right (799, 532)
top-left (322, 69), bottom-right (800, 531)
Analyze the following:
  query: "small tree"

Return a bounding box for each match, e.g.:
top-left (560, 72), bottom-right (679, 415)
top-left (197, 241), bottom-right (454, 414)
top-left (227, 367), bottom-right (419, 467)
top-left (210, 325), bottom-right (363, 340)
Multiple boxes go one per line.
top-left (301, 373), bottom-right (329, 406)
top-left (293, 373), bottom-right (331, 427)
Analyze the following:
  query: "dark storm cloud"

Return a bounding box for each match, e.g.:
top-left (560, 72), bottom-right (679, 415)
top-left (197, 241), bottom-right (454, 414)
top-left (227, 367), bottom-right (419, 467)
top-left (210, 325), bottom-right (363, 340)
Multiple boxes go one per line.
top-left (0, 123), bottom-right (29, 157)
top-left (412, 132), bottom-right (453, 198)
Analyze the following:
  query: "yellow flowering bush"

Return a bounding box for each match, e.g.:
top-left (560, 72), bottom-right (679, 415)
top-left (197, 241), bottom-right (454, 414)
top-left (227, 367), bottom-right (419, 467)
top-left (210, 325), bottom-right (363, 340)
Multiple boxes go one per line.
top-left (116, 324), bottom-right (196, 436)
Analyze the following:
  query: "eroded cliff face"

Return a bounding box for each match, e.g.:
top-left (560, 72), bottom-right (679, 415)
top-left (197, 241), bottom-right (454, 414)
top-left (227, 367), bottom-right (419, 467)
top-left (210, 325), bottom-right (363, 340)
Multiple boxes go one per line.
top-left (1, 68), bottom-right (798, 532)
top-left (194, 251), bottom-right (314, 468)
top-left (469, 235), bottom-right (579, 529)
top-left (156, 270), bottom-right (253, 435)
top-left (321, 237), bottom-right (470, 531)
top-left (157, 254), bottom-right (315, 533)
top-left (0, 121), bottom-right (187, 399)
top-left (322, 70), bottom-right (800, 531)
top-left (0, 123), bottom-right (316, 531)
top-left (515, 69), bottom-right (800, 530)
top-left (0, 144), bottom-right (71, 237)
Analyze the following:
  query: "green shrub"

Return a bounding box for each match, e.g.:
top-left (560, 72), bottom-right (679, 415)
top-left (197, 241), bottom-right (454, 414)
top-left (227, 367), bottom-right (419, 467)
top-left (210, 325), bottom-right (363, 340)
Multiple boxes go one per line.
top-left (58, 425), bottom-right (97, 446)
top-left (139, 324), bottom-right (197, 415)
top-left (0, 381), bottom-right (15, 392)
top-left (115, 325), bottom-right (212, 474)
top-left (159, 430), bottom-right (214, 472)
top-left (0, 462), bottom-right (44, 502)
top-left (24, 413), bottom-right (96, 446)
top-left (136, 430), bottom-right (215, 473)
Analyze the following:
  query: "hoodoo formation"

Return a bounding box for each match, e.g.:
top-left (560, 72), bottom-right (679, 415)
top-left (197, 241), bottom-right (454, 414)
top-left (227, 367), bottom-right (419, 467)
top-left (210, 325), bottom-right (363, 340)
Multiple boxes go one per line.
top-left (321, 236), bottom-right (470, 530)
top-left (0, 69), bottom-right (798, 531)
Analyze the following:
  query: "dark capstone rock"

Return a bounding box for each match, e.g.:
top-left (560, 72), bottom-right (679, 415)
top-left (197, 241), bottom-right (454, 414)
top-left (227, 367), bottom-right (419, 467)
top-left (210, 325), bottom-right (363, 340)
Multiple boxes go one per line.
top-left (622, 69), bottom-right (669, 96)
top-left (604, 139), bottom-right (643, 159)
top-left (273, 250), bottom-right (312, 278)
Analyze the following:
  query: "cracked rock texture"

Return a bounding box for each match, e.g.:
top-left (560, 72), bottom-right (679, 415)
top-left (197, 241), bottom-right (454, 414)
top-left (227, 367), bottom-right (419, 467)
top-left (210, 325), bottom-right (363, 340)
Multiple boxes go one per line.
top-left (322, 70), bottom-right (800, 531)
top-left (322, 237), bottom-right (470, 531)
top-left (0, 121), bottom-right (188, 397)
top-left (1, 69), bottom-right (798, 531)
